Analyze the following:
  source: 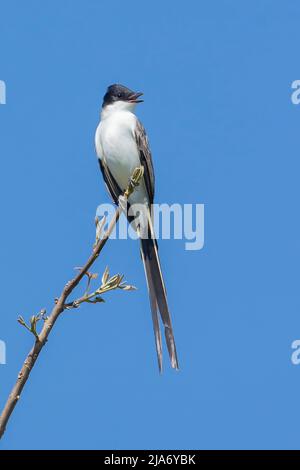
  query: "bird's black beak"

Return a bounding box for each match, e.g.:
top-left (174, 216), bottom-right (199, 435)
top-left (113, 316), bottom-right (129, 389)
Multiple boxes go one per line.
top-left (128, 92), bottom-right (144, 103)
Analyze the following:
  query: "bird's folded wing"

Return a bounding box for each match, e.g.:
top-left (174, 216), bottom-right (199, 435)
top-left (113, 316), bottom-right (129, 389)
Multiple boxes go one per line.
top-left (98, 158), bottom-right (123, 206)
top-left (134, 119), bottom-right (155, 206)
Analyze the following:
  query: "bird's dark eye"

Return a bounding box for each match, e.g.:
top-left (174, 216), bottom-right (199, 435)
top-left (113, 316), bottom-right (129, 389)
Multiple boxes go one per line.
top-left (117, 92), bottom-right (122, 98)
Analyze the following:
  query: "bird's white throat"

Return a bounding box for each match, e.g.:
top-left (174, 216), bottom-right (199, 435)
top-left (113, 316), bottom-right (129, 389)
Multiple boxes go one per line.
top-left (101, 100), bottom-right (137, 120)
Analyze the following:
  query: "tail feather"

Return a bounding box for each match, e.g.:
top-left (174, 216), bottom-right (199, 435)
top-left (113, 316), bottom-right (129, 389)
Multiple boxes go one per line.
top-left (140, 216), bottom-right (179, 371)
top-left (140, 246), bottom-right (163, 372)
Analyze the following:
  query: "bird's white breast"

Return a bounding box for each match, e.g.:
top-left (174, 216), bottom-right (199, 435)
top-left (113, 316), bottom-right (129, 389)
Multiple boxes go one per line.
top-left (95, 108), bottom-right (148, 205)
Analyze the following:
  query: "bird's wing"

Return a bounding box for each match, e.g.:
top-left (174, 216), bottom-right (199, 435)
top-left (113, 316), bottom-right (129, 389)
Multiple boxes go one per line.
top-left (98, 158), bottom-right (123, 206)
top-left (134, 119), bottom-right (155, 205)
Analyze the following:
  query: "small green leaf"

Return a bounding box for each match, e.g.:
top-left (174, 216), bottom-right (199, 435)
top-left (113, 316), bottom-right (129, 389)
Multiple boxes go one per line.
top-left (102, 266), bottom-right (109, 285)
top-left (17, 316), bottom-right (26, 326)
top-left (119, 284), bottom-right (137, 291)
top-left (95, 215), bottom-right (106, 244)
top-left (131, 166), bottom-right (144, 185)
top-left (86, 296), bottom-right (105, 304)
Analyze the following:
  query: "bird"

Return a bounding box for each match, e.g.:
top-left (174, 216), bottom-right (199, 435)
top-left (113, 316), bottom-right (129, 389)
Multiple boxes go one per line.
top-left (95, 84), bottom-right (179, 372)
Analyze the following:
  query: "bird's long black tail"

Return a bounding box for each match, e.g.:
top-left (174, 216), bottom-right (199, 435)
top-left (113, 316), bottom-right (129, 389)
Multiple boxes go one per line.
top-left (140, 216), bottom-right (179, 372)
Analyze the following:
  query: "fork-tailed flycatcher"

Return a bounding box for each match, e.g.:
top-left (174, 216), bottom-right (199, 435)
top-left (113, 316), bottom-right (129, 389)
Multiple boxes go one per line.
top-left (95, 84), bottom-right (179, 372)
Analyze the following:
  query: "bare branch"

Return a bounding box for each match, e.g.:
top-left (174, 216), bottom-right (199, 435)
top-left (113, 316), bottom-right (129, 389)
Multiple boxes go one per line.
top-left (0, 166), bottom-right (144, 440)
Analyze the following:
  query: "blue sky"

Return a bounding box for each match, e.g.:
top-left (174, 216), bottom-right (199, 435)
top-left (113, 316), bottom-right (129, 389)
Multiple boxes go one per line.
top-left (1, 0), bottom-right (300, 450)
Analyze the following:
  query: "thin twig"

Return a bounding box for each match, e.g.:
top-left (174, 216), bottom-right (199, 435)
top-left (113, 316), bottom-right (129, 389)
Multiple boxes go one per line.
top-left (0, 166), bottom-right (144, 440)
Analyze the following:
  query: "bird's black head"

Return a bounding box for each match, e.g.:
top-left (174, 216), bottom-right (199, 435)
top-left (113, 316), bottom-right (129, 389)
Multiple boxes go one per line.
top-left (102, 84), bottom-right (143, 108)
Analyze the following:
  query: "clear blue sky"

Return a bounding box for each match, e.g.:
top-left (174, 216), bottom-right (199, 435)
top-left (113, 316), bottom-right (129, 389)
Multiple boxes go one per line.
top-left (1, 0), bottom-right (300, 450)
